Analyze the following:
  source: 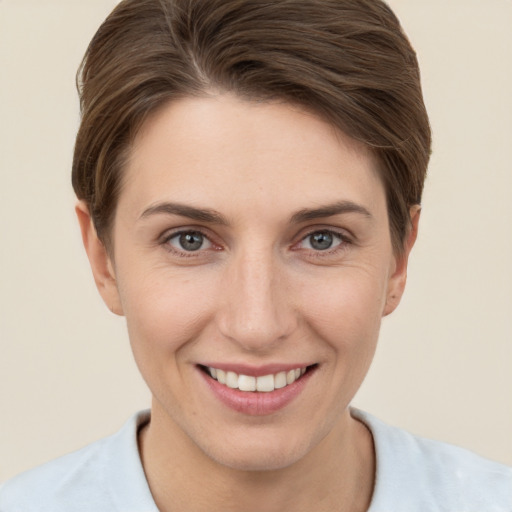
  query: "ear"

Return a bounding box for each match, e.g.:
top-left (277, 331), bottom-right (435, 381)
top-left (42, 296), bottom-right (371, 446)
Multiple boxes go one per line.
top-left (383, 205), bottom-right (421, 316)
top-left (75, 201), bottom-right (124, 316)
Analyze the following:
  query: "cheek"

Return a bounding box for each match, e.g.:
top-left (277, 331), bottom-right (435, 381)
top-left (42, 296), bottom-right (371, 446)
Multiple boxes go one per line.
top-left (291, 268), bottom-right (388, 426)
top-left (117, 267), bottom-right (218, 363)
top-left (299, 268), bottom-right (388, 355)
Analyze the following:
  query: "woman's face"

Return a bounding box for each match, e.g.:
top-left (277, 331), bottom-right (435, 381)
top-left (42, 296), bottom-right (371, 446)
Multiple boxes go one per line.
top-left (81, 95), bottom-right (412, 471)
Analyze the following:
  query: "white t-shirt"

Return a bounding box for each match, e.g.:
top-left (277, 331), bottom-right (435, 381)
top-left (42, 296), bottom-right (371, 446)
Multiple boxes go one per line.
top-left (1, 409), bottom-right (511, 511)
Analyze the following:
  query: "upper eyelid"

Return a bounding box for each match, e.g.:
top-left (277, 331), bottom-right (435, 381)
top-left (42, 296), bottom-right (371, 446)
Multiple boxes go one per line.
top-left (160, 226), bottom-right (214, 242)
top-left (300, 230), bottom-right (346, 245)
top-left (289, 228), bottom-right (353, 256)
top-left (160, 228), bottom-right (218, 253)
top-left (302, 228), bottom-right (346, 239)
top-left (297, 226), bottom-right (353, 242)
top-left (160, 230), bottom-right (218, 258)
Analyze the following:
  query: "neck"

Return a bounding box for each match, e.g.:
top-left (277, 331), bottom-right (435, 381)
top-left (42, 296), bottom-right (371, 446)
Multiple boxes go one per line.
top-left (139, 401), bottom-right (375, 512)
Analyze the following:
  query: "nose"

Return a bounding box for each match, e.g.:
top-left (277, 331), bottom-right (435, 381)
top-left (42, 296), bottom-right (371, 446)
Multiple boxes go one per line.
top-left (216, 248), bottom-right (297, 352)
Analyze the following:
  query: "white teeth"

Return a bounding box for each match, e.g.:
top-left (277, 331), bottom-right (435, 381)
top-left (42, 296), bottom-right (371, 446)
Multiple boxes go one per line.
top-left (274, 371), bottom-right (287, 389)
top-left (238, 374), bottom-right (256, 392)
top-left (207, 366), bottom-right (308, 392)
top-left (256, 374), bottom-right (274, 392)
top-left (226, 371), bottom-right (239, 389)
top-left (216, 369), bottom-right (226, 384)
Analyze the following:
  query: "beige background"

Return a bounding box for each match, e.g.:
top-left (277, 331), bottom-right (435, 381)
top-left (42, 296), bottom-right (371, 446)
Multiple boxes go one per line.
top-left (1, 1), bottom-right (511, 481)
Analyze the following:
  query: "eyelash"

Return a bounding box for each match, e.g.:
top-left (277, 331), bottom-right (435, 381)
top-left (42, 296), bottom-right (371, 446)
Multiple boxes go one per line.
top-left (160, 227), bottom-right (353, 258)
top-left (161, 229), bottom-right (219, 258)
top-left (293, 228), bottom-right (352, 259)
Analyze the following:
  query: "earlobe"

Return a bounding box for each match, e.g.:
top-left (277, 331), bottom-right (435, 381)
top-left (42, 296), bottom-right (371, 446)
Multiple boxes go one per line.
top-left (383, 205), bottom-right (421, 316)
top-left (75, 201), bottom-right (124, 316)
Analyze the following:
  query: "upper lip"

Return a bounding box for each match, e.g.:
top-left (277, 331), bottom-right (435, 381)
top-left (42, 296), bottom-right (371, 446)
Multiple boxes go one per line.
top-left (198, 363), bottom-right (315, 377)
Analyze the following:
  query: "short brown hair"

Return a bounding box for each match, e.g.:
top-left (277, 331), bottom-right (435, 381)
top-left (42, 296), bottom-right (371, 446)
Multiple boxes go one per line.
top-left (72, 0), bottom-right (431, 253)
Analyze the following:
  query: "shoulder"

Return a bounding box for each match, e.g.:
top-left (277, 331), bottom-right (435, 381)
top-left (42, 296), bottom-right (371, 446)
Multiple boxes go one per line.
top-left (0, 411), bottom-right (156, 512)
top-left (352, 409), bottom-right (512, 512)
top-left (0, 435), bottom-right (112, 512)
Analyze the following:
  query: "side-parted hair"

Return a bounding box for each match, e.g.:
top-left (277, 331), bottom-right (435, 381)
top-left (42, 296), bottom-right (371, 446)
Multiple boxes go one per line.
top-left (72, 0), bottom-right (431, 253)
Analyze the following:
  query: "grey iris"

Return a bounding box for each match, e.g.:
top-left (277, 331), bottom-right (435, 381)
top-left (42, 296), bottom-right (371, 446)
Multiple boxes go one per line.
top-left (180, 232), bottom-right (204, 251)
top-left (310, 231), bottom-right (333, 250)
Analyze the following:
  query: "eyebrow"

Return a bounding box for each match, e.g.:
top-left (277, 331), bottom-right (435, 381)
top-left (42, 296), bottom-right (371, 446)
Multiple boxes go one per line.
top-left (140, 202), bottom-right (229, 225)
top-left (290, 200), bottom-right (373, 224)
top-left (139, 200), bottom-right (372, 225)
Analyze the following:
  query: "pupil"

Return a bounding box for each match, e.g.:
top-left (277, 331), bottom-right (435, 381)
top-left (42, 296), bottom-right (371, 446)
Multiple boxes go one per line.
top-left (310, 232), bottom-right (333, 250)
top-left (180, 232), bottom-right (203, 251)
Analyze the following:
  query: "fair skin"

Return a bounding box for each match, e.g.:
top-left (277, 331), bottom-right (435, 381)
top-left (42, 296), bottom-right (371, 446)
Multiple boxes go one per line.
top-left (77, 94), bottom-right (419, 512)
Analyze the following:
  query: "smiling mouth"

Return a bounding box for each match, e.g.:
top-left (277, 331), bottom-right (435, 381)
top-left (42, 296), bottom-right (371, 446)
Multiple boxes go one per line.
top-left (200, 365), bottom-right (316, 392)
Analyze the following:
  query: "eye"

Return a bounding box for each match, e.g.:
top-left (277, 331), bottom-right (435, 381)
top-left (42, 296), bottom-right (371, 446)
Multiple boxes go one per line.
top-left (299, 230), bottom-right (344, 251)
top-left (166, 231), bottom-right (212, 252)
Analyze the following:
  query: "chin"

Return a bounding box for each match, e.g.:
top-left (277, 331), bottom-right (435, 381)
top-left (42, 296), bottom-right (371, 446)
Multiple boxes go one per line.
top-left (197, 425), bottom-right (320, 472)
top-left (207, 444), bottom-right (306, 472)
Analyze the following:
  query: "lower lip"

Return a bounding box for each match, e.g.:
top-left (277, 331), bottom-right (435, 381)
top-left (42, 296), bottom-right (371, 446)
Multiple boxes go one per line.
top-left (198, 367), bottom-right (315, 416)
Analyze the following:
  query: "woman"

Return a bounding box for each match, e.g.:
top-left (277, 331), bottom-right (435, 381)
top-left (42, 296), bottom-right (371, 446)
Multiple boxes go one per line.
top-left (1, 0), bottom-right (510, 510)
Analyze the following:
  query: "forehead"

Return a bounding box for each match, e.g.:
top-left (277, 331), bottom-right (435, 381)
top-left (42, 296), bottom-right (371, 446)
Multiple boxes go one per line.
top-left (119, 94), bottom-right (385, 221)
